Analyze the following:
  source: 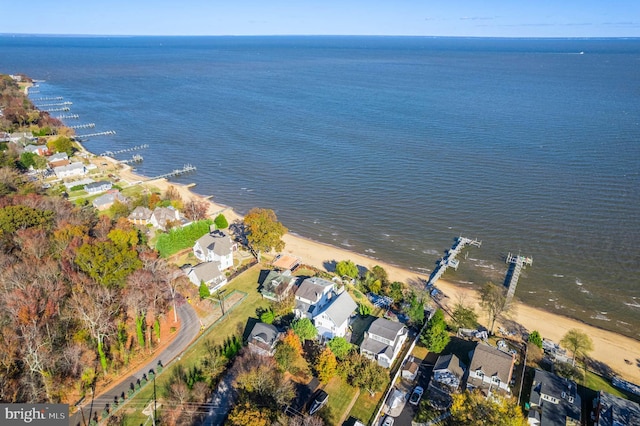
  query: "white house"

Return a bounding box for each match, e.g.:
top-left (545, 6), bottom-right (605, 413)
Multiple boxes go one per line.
top-left (150, 206), bottom-right (181, 231)
top-left (466, 343), bottom-right (515, 394)
top-left (293, 277), bottom-right (335, 319)
top-left (92, 191), bottom-right (128, 210)
top-left (54, 162), bottom-right (87, 179)
top-left (84, 180), bottom-right (112, 194)
top-left (313, 291), bottom-right (357, 340)
top-left (23, 144), bottom-right (48, 156)
top-left (360, 317), bottom-right (408, 368)
top-left (186, 262), bottom-right (227, 292)
top-left (193, 230), bottom-right (235, 270)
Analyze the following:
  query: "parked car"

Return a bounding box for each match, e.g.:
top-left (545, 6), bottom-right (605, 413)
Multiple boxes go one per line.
top-left (409, 386), bottom-right (424, 405)
top-left (381, 415), bottom-right (395, 426)
top-left (309, 389), bottom-right (329, 415)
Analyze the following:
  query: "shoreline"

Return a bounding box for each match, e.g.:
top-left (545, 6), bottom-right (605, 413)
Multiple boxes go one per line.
top-left (88, 150), bottom-right (640, 386)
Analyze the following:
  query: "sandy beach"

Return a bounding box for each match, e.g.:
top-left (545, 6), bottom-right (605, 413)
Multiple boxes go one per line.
top-left (112, 160), bottom-right (640, 386)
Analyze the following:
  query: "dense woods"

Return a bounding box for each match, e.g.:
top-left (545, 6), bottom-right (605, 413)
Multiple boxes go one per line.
top-left (0, 173), bottom-right (183, 403)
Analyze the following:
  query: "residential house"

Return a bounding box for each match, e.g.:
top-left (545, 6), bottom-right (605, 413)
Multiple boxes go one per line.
top-left (150, 206), bottom-right (181, 231)
top-left (23, 144), bottom-right (48, 156)
top-left (193, 229), bottom-right (235, 270)
top-left (293, 277), bottom-right (335, 320)
top-left (361, 317), bottom-right (409, 368)
top-left (313, 291), bottom-right (357, 340)
top-left (54, 162), bottom-right (87, 179)
top-left (92, 190), bottom-right (128, 210)
top-left (8, 131), bottom-right (35, 146)
top-left (271, 254), bottom-right (300, 271)
top-left (186, 262), bottom-right (227, 292)
top-left (47, 152), bottom-right (68, 163)
top-left (431, 354), bottom-right (466, 393)
top-left (595, 391), bottom-right (640, 426)
top-left (260, 269), bottom-right (299, 302)
top-left (465, 343), bottom-right (515, 394)
top-left (128, 206), bottom-right (153, 226)
top-left (247, 322), bottom-right (281, 356)
top-left (402, 356), bottom-right (421, 382)
top-left (84, 180), bottom-right (112, 194)
top-left (527, 369), bottom-right (581, 426)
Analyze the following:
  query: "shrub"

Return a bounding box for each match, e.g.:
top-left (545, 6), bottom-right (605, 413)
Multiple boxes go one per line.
top-left (155, 219), bottom-right (213, 257)
top-left (214, 213), bottom-right (229, 229)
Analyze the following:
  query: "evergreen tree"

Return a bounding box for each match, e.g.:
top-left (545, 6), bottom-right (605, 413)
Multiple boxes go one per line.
top-left (420, 309), bottom-right (449, 353)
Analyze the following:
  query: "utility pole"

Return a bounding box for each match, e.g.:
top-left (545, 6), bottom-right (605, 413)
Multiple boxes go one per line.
top-left (153, 374), bottom-right (157, 425)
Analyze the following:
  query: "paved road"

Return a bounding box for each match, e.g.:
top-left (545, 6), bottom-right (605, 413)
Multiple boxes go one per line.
top-left (200, 369), bottom-right (237, 426)
top-left (394, 362), bottom-right (435, 426)
top-left (70, 300), bottom-right (200, 426)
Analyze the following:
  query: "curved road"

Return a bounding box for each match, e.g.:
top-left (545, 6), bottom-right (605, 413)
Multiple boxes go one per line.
top-left (71, 300), bottom-right (200, 426)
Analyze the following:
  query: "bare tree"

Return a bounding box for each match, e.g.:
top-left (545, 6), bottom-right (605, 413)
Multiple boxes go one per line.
top-left (479, 282), bottom-right (510, 334)
top-left (183, 199), bottom-right (209, 221)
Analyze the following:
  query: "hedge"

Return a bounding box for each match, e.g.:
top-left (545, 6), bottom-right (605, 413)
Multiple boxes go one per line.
top-left (155, 219), bottom-right (213, 257)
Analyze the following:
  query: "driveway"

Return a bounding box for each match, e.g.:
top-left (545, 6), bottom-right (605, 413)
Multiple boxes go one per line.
top-left (71, 300), bottom-right (200, 426)
top-left (392, 361), bottom-right (435, 426)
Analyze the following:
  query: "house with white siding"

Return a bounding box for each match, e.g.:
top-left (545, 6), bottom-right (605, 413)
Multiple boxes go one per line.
top-left (54, 162), bottom-right (87, 179)
top-left (360, 317), bottom-right (408, 368)
top-left (465, 343), bottom-right (515, 395)
top-left (313, 291), bottom-right (357, 340)
top-left (193, 230), bottom-right (235, 270)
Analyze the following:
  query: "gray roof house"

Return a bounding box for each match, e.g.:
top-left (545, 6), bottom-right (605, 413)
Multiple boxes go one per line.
top-left (466, 343), bottom-right (515, 394)
top-left (193, 230), bottom-right (235, 270)
top-left (92, 191), bottom-right (128, 210)
top-left (294, 277), bottom-right (335, 319)
top-left (186, 261), bottom-right (227, 292)
top-left (431, 354), bottom-right (466, 393)
top-left (361, 317), bottom-right (409, 368)
top-left (313, 290), bottom-right (357, 340)
top-left (260, 269), bottom-right (299, 302)
top-left (128, 206), bottom-right (153, 225)
top-left (54, 162), bottom-right (87, 179)
top-left (150, 206), bottom-right (181, 231)
top-left (247, 322), bottom-right (281, 356)
top-left (47, 152), bottom-right (68, 163)
top-left (23, 144), bottom-right (47, 155)
top-left (527, 369), bottom-right (581, 426)
top-left (595, 390), bottom-right (640, 426)
top-left (84, 180), bottom-right (112, 194)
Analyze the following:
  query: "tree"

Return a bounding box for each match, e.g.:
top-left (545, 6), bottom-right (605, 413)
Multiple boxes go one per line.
top-left (352, 358), bottom-right (387, 395)
top-left (327, 337), bottom-right (352, 360)
top-left (183, 199), bottom-right (209, 221)
top-left (199, 281), bottom-right (211, 300)
top-left (260, 308), bottom-right (275, 324)
top-left (214, 213), bottom-right (229, 230)
top-left (479, 282), bottom-right (509, 334)
top-left (450, 390), bottom-right (526, 426)
top-left (358, 302), bottom-right (371, 317)
top-left (335, 260), bottom-right (359, 279)
top-left (560, 328), bottom-right (594, 366)
top-left (420, 309), bottom-right (449, 353)
top-left (528, 330), bottom-right (543, 349)
top-left (316, 347), bottom-right (337, 383)
top-left (406, 292), bottom-right (425, 326)
top-left (227, 402), bottom-right (270, 426)
top-left (388, 281), bottom-right (404, 304)
top-left (47, 136), bottom-right (73, 156)
top-left (451, 299), bottom-right (478, 330)
top-left (291, 317), bottom-right (317, 342)
top-left (243, 208), bottom-right (287, 257)
top-left (75, 240), bottom-right (142, 288)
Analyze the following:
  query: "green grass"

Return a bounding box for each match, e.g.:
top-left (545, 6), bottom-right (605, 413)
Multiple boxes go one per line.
top-left (155, 219), bottom-right (213, 257)
top-left (323, 377), bottom-right (358, 425)
top-left (349, 381), bottom-right (388, 426)
top-left (411, 342), bottom-right (430, 361)
top-left (118, 264), bottom-right (269, 425)
top-left (584, 371), bottom-right (628, 398)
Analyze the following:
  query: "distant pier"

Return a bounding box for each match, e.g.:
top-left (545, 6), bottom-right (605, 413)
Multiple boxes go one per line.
top-left (43, 106), bottom-right (70, 112)
top-left (427, 236), bottom-right (482, 287)
top-left (69, 123), bottom-right (96, 130)
top-left (75, 130), bottom-right (116, 140)
top-left (503, 252), bottom-right (533, 303)
top-left (35, 101), bottom-right (72, 108)
top-left (99, 144), bottom-right (148, 157)
top-left (31, 96), bottom-right (63, 102)
top-left (120, 154), bottom-right (143, 164)
top-left (56, 114), bottom-right (79, 120)
top-left (149, 164), bottom-right (197, 180)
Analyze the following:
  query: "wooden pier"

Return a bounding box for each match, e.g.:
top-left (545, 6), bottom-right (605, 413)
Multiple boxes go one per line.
top-left (35, 101), bottom-right (72, 108)
top-left (75, 130), bottom-right (116, 140)
top-left (43, 106), bottom-right (70, 112)
top-left (31, 96), bottom-right (63, 101)
top-left (69, 123), bottom-right (95, 130)
top-left (503, 253), bottom-right (533, 303)
top-left (427, 236), bottom-right (482, 287)
top-left (56, 114), bottom-right (79, 119)
top-left (99, 144), bottom-right (148, 157)
top-left (120, 154), bottom-right (143, 164)
top-left (149, 164), bottom-right (197, 180)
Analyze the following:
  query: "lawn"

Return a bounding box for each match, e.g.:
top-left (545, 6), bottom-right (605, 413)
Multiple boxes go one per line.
top-left (348, 382), bottom-right (388, 426)
top-left (322, 377), bottom-right (358, 425)
top-left (584, 371), bottom-right (628, 399)
top-left (118, 264), bottom-right (269, 425)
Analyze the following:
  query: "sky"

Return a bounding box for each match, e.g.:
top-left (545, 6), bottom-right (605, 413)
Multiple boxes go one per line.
top-left (2, 0), bottom-right (639, 38)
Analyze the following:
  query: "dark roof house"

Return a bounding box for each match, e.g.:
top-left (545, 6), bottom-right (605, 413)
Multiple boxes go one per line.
top-left (466, 343), bottom-right (515, 394)
top-left (595, 390), bottom-right (640, 426)
top-left (247, 322), bottom-right (281, 356)
top-left (431, 354), bottom-right (466, 393)
top-left (527, 369), bottom-right (581, 426)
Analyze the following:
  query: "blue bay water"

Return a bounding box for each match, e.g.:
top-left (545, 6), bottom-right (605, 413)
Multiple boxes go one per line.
top-left (1, 36), bottom-right (639, 338)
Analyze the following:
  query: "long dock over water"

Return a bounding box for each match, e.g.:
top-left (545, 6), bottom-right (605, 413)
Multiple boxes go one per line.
top-left (56, 114), bottom-right (79, 119)
top-left (427, 236), bottom-right (482, 287)
top-left (148, 164), bottom-right (197, 180)
top-left (503, 252), bottom-right (533, 302)
top-left (75, 130), bottom-right (116, 140)
top-left (99, 144), bottom-right (148, 157)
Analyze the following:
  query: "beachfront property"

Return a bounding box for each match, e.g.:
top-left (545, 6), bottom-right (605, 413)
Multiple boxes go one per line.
top-left (7, 131), bottom-right (35, 145)
top-left (149, 206), bottom-right (182, 231)
top-left (193, 229), bottom-right (235, 270)
top-left (271, 253), bottom-right (301, 272)
top-left (260, 269), bottom-right (299, 302)
top-left (431, 354), bottom-right (466, 393)
top-left (360, 317), bottom-right (408, 368)
top-left (313, 290), bottom-right (357, 339)
top-left (47, 152), bottom-right (70, 168)
top-left (247, 322), bottom-right (282, 357)
top-left (23, 143), bottom-right (48, 156)
top-left (185, 261), bottom-right (227, 292)
top-left (54, 162), bottom-right (87, 179)
top-left (527, 369), bottom-right (581, 426)
top-left (84, 180), bottom-right (112, 195)
top-left (465, 343), bottom-right (515, 394)
top-left (594, 391), bottom-right (640, 426)
top-left (128, 206), bottom-right (153, 226)
top-left (92, 190), bottom-right (128, 210)
top-left (293, 277), bottom-right (335, 320)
